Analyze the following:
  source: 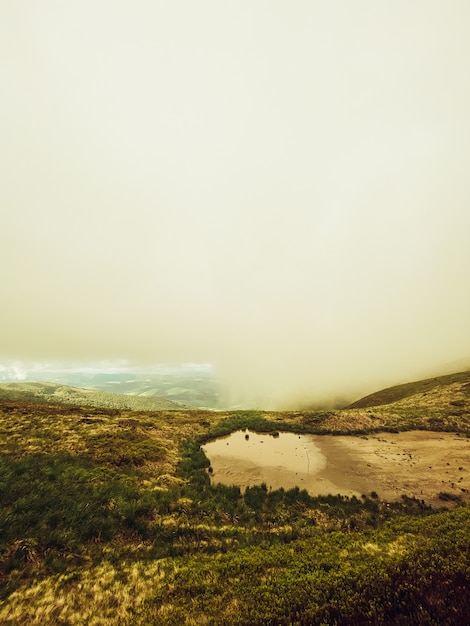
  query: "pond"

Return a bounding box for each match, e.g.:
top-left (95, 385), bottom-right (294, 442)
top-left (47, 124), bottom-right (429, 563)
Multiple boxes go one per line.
top-left (202, 429), bottom-right (470, 503)
top-left (202, 429), bottom-right (328, 494)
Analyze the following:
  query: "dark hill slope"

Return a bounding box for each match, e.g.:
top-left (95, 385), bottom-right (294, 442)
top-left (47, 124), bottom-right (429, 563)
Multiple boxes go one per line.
top-left (0, 381), bottom-right (187, 411)
top-left (347, 370), bottom-right (470, 409)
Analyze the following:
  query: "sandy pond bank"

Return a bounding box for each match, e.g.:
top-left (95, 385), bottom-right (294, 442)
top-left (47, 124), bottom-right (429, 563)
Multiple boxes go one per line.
top-left (202, 430), bottom-right (470, 506)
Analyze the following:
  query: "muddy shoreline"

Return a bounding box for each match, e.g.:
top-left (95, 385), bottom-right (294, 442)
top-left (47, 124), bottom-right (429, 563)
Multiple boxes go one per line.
top-left (203, 430), bottom-right (470, 506)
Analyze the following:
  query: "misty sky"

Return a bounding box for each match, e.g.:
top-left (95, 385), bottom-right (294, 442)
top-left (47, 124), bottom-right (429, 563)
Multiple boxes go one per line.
top-left (2, 1), bottom-right (470, 407)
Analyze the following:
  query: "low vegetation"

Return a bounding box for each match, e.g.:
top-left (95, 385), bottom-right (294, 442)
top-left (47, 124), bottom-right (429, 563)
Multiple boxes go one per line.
top-left (0, 372), bottom-right (469, 624)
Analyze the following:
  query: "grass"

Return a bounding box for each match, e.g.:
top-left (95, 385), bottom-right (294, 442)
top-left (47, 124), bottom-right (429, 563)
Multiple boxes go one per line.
top-left (347, 370), bottom-right (470, 408)
top-left (0, 371), bottom-right (470, 623)
top-left (1, 508), bottom-right (469, 625)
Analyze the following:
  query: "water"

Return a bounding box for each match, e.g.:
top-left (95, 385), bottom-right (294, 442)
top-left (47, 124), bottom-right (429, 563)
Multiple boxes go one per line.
top-left (202, 429), bottom-right (327, 492)
top-left (202, 429), bottom-right (470, 504)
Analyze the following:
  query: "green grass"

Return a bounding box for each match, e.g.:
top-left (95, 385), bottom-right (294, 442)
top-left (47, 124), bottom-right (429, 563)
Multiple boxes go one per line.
top-left (1, 371), bottom-right (470, 623)
top-left (1, 507), bottom-right (468, 625)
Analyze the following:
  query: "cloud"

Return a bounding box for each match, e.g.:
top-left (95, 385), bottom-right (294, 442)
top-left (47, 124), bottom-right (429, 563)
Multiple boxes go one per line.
top-left (2, 1), bottom-right (470, 408)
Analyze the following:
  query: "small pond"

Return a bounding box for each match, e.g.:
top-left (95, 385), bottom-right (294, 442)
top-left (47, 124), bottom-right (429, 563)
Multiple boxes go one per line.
top-left (202, 429), bottom-right (470, 504)
top-left (202, 429), bottom-right (327, 493)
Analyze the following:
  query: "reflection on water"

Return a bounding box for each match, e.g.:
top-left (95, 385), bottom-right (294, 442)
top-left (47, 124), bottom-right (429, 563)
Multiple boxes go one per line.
top-left (202, 430), bottom-right (327, 492)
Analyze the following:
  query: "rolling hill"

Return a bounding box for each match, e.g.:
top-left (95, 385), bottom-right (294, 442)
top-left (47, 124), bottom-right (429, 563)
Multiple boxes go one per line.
top-left (0, 381), bottom-right (187, 411)
top-left (0, 364), bottom-right (225, 409)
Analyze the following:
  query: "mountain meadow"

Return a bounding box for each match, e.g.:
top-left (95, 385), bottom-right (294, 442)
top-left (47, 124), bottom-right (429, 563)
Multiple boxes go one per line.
top-left (1, 372), bottom-right (470, 624)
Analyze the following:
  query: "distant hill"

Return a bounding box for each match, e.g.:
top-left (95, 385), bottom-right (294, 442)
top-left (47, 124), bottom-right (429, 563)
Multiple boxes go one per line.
top-left (347, 370), bottom-right (470, 409)
top-left (0, 364), bottom-right (225, 409)
top-left (0, 382), bottom-right (188, 411)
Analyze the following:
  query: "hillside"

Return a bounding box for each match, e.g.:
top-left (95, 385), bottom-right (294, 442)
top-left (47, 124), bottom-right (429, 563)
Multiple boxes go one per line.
top-left (0, 382), bottom-right (187, 411)
top-left (346, 370), bottom-right (470, 408)
top-left (0, 365), bottom-right (225, 409)
top-left (0, 372), bottom-right (469, 624)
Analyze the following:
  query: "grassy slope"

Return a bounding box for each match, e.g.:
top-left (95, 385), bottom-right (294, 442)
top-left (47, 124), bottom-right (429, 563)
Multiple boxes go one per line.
top-left (288, 370), bottom-right (470, 435)
top-left (347, 370), bottom-right (470, 408)
top-left (0, 373), bottom-right (470, 624)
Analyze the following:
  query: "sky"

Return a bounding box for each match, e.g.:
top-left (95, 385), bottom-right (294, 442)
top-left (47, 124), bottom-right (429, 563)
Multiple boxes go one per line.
top-left (2, 1), bottom-right (470, 408)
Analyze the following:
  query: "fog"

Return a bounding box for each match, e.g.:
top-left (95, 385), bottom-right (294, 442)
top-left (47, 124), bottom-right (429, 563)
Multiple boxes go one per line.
top-left (2, 1), bottom-right (470, 408)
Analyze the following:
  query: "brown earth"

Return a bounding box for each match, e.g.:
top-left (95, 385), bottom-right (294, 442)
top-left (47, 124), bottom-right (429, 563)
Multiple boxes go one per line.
top-left (314, 431), bottom-right (470, 506)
